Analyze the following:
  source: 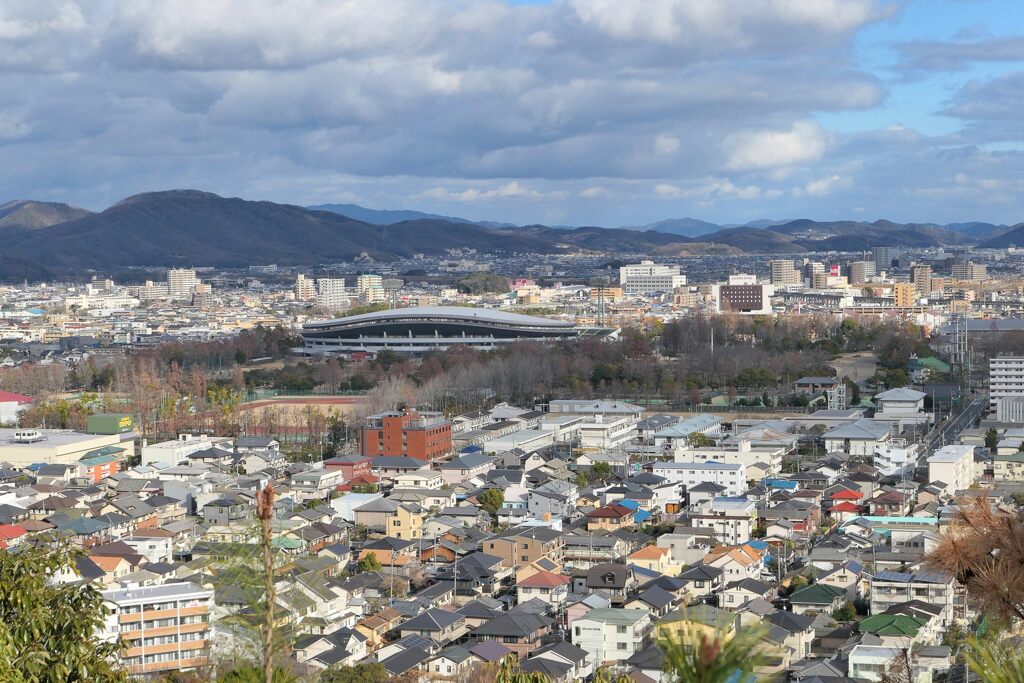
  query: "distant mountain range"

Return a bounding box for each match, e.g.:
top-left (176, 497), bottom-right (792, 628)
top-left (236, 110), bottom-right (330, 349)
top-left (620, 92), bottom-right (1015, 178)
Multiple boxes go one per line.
top-left (0, 190), bottom-right (1021, 281)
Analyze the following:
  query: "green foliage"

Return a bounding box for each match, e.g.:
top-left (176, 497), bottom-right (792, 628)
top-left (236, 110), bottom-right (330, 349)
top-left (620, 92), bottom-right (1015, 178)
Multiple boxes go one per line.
top-left (371, 350), bottom-right (401, 371)
top-left (479, 488), bottom-right (505, 515)
top-left (833, 601), bottom-right (856, 621)
top-left (344, 303), bottom-right (389, 317)
top-left (319, 663), bottom-right (389, 683)
top-left (734, 367), bottom-right (778, 389)
top-left (575, 472), bottom-right (588, 487)
top-left (966, 638), bottom-right (1024, 683)
top-left (358, 554), bottom-right (382, 573)
top-left (455, 273), bottom-right (509, 294)
top-left (986, 428), bottom-right (1000, 452)
top-left (244, 363), bottom-right (316, 391)
top-left (494, 654), bottom-right (549, 683)
top-left (687, 432), bottom-right (713, 448)
top-left (0, 544), bottom-right (127, 683)
top-left (217, 666), bottom-right (296, 683)
top-left (659, 621), bottom-right (767, 683)
top-left (590, 461), bottom-right (612, 479)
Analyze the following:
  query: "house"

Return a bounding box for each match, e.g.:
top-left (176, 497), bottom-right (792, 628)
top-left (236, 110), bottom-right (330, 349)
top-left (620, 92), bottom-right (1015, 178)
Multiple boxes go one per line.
top-left (471, 609), bottom-right (553, 657)
top-left (516, 571), bottom-right (571, 609)
top-left (295, 628), bottom-right (368, 668)
top-left (583, 563), bottom-right (636, 605)
top-left (788, 583), bottom-right (846, 615)
top-left (572, 608), bottom-right (652, 666)
top-left (483, 527), bottom-right (564, 568)
top-left (869, 571), bottom-right (956, 626)
top-left (874, 387), bottom-right (929, 425)
top-left (793, 377), bottom-right (838, 394)
top-left (425, 646), bottom-right (476, 679)
top-left (823, 420), bottom-right (892, 455)
top-left (438, 454), bottom-right (495, 484)
top-left (201, 493), bottom-right (251, 525)
top-left (527, 641), bottom-right (595, 682)
top-left (623, 585), bottom-right (676, 619)
top-left (626, 545), bottom-right (680, 577)
top-left (720, 578), bottom-right (774, 611)
top-left (585, 503), bottom-right (636, 532)
top-left (399, 608), bottom-right (467, 644)
top-left (678, 564), bottom-right (724, 602)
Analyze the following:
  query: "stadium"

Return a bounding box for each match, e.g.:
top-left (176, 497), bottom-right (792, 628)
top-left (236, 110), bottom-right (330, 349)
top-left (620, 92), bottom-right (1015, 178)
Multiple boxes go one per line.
top-left (301, 306), bottom-right (610, 355)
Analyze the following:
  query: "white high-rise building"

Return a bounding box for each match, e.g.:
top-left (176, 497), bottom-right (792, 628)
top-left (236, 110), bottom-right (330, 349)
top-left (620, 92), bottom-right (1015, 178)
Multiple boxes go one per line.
top-left (356, 274), bottom-right (386, 303)
top-left (316, 278), bottom-right (349, 308)
top-left (167, 268), bottom-right (199, 301)
top-left (990, 356), bottom-right (1024, 411)
top-left (618, 261), bottom-right (686, 295)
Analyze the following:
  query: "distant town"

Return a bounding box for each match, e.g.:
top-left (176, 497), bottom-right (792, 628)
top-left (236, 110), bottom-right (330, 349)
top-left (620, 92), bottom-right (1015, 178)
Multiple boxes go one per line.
top-left (2, 239), bottom-right (1024, 682)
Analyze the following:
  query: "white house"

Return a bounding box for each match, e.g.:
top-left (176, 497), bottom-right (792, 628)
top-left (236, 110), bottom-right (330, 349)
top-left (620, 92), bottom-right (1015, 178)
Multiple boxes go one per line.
top-left (823, 419), bottom-right (892, 455)
top-left (927, 444), bottom-right (976, 495)
top-left (874, 387), bottom-right (930, 426)
top-left (650, 461), bottom-right (746, 497)
top-left (572, 608), bottom-right (652, 665)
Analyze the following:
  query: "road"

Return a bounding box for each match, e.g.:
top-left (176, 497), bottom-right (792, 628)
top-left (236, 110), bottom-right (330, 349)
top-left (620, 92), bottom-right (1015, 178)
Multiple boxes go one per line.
top-left (924, 394), bottom-right (987, 452)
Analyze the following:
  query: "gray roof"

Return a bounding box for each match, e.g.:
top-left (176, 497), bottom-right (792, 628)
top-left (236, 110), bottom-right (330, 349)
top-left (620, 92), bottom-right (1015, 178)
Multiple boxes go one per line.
top-left (306, 306), bottom-right (574, 329)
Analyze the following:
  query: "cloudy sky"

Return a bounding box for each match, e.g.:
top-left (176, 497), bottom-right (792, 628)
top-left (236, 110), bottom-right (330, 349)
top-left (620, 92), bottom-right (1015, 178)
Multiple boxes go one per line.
top-left (3, 0), bottom-right (1024, 227)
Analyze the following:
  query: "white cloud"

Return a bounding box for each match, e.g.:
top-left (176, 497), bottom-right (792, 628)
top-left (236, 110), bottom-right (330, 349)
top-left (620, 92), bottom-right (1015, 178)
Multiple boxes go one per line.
top-left (655, 177), bottom-right (761, 200)
top-left (654, 134), bottom-right (680, 156)
top-left (723, 120), bottom-right (829, 171)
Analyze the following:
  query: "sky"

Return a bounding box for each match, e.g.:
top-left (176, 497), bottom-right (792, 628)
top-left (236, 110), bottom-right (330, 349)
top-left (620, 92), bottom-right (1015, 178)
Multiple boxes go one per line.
top-left (3, 0), bottom-right (1024, 227)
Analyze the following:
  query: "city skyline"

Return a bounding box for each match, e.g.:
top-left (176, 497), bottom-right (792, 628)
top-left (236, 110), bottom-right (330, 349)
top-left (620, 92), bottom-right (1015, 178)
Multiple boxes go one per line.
top-left (3, 0), bottom-right (1024, 227)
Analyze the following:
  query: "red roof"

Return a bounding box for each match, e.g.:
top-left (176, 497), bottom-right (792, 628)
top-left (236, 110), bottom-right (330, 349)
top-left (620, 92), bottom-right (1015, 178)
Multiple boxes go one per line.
top-left (586, 503), bottom-right (633, 519)
top-left (0, 391), bottom-right (32, 404)
top-left (0, 524), bottom-right (26, 540)
top-left (830, 489), bottom-right (864, 500)
top-left (518, 570), bottom-right (571, 588)
top-left (831, 501), bottom-right (863, 513)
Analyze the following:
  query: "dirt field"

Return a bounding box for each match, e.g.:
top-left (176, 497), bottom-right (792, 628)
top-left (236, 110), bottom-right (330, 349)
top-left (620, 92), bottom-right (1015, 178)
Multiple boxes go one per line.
top-left (239, 395), bottom-right (368, 418)
top-left (830, 352), bottom-right (878, 383)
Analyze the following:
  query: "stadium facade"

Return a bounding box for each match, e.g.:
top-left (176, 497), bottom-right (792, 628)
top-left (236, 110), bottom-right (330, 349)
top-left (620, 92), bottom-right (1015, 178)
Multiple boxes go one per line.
top-left (301, 306), bottom-right (609, 355)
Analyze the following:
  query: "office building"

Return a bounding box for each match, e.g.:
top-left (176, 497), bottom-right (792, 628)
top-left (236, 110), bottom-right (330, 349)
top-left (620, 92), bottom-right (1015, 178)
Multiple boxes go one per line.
top-left (316, 278), bottom-right (349, 309)
top-left (618, 261), bottom-right (687, 295)
top-left (769, 260), bottom-right (801, 287)
top-left (100, 582), bottom-right (214, 677)
top-left (359, 406), bottom-right (452, 461)
top-left (849, 261), bottom-right (876, 285)
top-left (872, 246), bottom-right (899, 274)
top-left (294, 274), bottom-right (316, 301)
top-left (715, 277), bottom-right (773, 314)
top-left (990, 356), bottom-right (1024, 411)
top-left (167, 269), bottom-right (199, 302)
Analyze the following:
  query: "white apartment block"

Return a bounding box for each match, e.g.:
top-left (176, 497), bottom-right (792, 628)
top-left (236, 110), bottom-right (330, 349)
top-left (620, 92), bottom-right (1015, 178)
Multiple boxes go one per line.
top-left (990, 356), bottom-right (1024, 411)
top-left (578, 416), bottom-right (636, 450)
top-left (100, 582), bottom-right (214, 677)
top-left (316, 278), bottom-right (349, 308)
top-left (356, 274), bottom-right (386, 303)
top-left (927, 444), bottom-right (976, 494)
top-left (618, 261), bottom-right (687, 295)
top-left (997, 397), bottom-right (1024, 424)
top-left (167, 269), bottom-right (199, 301)
top-left (650, 461), bottom-right (747, 497)
top-left (572, 608), bottom-right (652, 665)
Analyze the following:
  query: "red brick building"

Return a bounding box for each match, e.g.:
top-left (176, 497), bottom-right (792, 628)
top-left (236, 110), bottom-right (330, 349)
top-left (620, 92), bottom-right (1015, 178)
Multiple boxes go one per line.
top-left (359, 407), bottom-right (452, 461)
top-left (324, 454), bottom-right (373, 482)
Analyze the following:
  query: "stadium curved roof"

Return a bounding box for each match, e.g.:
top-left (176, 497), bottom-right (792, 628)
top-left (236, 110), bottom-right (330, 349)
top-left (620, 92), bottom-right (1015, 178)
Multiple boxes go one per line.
top-left (304, 306), bottom-right (574, 329)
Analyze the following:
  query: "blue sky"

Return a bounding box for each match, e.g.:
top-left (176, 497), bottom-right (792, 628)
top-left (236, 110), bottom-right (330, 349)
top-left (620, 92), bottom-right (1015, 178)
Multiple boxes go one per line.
top-left (2, 0), bottom-right (1024, 227)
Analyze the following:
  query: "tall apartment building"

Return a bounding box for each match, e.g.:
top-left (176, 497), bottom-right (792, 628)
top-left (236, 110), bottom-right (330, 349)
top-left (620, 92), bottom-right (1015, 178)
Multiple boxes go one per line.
top-left (802, 261), bottom-right (824, 286)
top-left (316, 278), bottom-right (348, 308)
top-left (101, 583), bottom-right (213, 677)
top-left (769, 260), bottom-right (801, 286)
top-left (990, 356), bottom-right (1024, 411)
top-left (356, 274), bottom-right (386, 303)
top-left (294, 274), bottom-right (316, 301)
top-left (359, 407), bottom-right (452, 461)
top-left (951, 261), bottom-right (987, 281)
top-left (849, 261), bottom-right (877, 285)
top-left (910, 265), bottom-right (932, 295)
top-left (893, 283), bottom-right (918, 307)
top-left (872, 246), bottom-right (899, 274)
top-left (167, 269), bottom-right (199, 302)
top-left (618, 261), bottom-right (687, 295)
